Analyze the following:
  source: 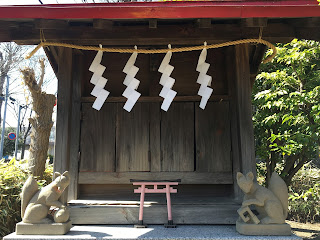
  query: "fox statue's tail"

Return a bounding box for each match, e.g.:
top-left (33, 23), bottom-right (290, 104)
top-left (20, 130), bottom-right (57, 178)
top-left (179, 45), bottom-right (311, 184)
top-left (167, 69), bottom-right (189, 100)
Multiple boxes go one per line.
top-left (268, 172), bottom-right (288, 219)
top-left (21, 176), bottom-right (39, 218)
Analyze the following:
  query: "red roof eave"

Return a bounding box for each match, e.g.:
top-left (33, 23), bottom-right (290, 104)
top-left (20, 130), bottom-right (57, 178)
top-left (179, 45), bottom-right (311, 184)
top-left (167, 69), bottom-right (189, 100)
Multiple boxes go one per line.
top-left (0, 0), bottom-right (319, 20)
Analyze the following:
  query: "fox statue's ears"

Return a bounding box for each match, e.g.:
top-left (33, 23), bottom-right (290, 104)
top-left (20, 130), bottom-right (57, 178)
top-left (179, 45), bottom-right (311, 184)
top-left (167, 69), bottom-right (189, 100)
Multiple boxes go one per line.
top-left (54, 172), bottom-right (61, 179)
top-left (62, 171), bottom-right (70, 179)
top-left (54, 171), bottom-right (70, 180)
top-left (236, 172), bottom-right (254, 181)
top-left (237, 172), bottom-right (244, 181)
top-left (246, 172), bottom-right (254, 181)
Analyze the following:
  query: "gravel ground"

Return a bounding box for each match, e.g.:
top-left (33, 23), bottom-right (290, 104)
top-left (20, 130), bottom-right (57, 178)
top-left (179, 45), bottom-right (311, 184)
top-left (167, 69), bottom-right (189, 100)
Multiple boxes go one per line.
top-left (287, 221), bottom-right (320, 240)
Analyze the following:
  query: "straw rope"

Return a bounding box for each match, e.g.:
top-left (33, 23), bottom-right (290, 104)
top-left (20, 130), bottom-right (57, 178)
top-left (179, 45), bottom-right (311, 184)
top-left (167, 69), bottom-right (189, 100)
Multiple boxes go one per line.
top-left (25, 38), bottom-right (276, 63)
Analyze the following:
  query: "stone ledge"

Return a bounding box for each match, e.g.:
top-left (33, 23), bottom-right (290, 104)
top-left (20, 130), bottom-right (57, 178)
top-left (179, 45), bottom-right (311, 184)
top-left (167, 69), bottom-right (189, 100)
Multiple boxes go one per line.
top-left (15, 221), bottom-right (72, 235)
top-left (236, 220), bottom-right (292, 236)
top-left (5, 225), bottom-right (301, 240)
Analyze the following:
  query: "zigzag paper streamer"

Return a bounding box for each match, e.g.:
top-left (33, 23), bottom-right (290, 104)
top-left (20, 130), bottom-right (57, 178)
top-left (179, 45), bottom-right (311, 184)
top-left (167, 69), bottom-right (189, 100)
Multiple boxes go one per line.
top-left (196, 47), bottom-right (213, 109)
top-left (122, 51), bottom-right (141, 112)
top-left (89, 51), bottom-right (110, 111)
top-left (158, 50), bottom-right (177, 111)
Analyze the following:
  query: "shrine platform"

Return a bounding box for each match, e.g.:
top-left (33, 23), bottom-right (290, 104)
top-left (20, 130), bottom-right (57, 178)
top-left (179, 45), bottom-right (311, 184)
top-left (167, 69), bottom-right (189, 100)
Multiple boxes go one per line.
top-left (4, 225), bottom-right (301, 240)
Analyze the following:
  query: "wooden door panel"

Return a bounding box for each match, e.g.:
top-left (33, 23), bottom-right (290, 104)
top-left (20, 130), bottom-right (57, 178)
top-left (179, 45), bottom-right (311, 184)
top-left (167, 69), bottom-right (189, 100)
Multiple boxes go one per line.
top-left (116, 103), bottom-right (150, 172)
top-left (80, 103), bottom-right (116, 172)
top-left (196, 101), bottom-right (232, 172)
top-left (161, 102), bottom-right (194, 171)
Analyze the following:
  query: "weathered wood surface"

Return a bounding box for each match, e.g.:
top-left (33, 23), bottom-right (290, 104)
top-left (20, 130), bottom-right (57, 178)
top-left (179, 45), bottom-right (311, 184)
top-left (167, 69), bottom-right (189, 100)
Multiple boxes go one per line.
top-left (82, 49), bottom-right (228, 98)
top-left (9, 22), bottom-right (304, 45)
top-left (54, 47), bottom-right (73, 204)
top-left (69, 202), bottom-right (239, 224)
top-left (196, 101), bottom-right (231, 173)
top-left (81, 95), bottom-right (230, 103)
top-left (116, 103), bottom-right (150, 172)
top-left (80, 103), bottom-right (116, 172)
top-left (79, 100), bottom-right (234, 183)
top-left (68, 52), bottom-right (83, 201)
top-left (149, 102), bottom-right (161, 172)
top-left (78, 172), bottom-right (233, 184)
top-left (77, 184), bottom-right (233, 200)
top-left (234, 44), bottom-right (256, 175)
top-left (161, 102), bottom-right (194, 172)
top-left (225, 46), bottom-right (242, 200)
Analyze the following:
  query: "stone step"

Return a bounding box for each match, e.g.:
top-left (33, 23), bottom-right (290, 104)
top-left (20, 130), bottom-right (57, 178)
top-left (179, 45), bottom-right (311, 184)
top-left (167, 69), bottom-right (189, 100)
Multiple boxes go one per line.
top-left (68, 201), bottom-right (240, 225)
top-left (4, 225), bottom-right (301, 240)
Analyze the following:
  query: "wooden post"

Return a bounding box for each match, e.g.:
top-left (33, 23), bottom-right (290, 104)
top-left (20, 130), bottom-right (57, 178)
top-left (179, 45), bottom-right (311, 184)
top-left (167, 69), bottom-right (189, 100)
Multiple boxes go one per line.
top-left (67, 52), bottom-right (83, 201)
top-left (226, 46), bottom-right (242, 201)
top-left (54, 47), bottom-right (73, 204)
top-left (234, 44), bottom-right (256, 176)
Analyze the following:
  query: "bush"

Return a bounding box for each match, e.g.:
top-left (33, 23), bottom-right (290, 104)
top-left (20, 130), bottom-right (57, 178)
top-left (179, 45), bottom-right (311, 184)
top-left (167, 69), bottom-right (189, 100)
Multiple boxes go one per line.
top-left (288, 163), bottom-right (320, 223)
top-left (256, 162), bottom-right (320, 223)
top-left (0, 158), bottom-right (53, 238)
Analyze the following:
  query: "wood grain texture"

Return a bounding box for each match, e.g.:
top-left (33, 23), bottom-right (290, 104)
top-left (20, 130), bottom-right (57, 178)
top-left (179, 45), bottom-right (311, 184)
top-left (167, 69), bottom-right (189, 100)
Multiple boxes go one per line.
top-left (149, 102), bottom-right (161, 172)
top-left (225, 46), bottom-right (242, 200)
top-left (79, 172), bottom-right (233, 184)
top-left (69, 202), bottom-right (239, 224)
top-left (234, 44), bottom-right (256, 175)
top-left (161, 102), bottom-right (194, 172)
top-left (54, 47), bottom-right (73, 204)
top-left (81, 95), bottom-right (230, 103)
top-left (68, 52), bottom-right (83, 201)
top-left (79, 103), bottom-right (116, 172)
top-left (196, 101), bottom-right (232, 173)
top-left (116, 103), bottom-right (150, 172)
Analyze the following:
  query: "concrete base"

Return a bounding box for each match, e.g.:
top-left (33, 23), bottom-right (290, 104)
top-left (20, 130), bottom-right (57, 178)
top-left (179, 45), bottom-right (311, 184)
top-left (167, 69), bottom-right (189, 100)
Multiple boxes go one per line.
top-left (5, 224), bottom-right (300, 240)
top-left (236, 220), bottom-right (292, 236)
top-left (15, 221), bottom-right (72, 235)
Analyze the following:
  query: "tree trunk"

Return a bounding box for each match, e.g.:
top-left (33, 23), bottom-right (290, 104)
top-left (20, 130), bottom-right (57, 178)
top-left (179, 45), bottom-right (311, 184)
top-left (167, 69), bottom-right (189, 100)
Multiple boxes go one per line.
top-left (21, 121), bottom-right (32, 160)
top-left (21, 65), bottom-right (55, 178)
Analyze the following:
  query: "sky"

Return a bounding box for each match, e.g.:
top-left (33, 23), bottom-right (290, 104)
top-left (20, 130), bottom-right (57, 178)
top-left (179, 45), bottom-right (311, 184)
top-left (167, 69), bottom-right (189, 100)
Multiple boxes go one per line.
top-left (3, 47), bottom-right (57, 131)
top-left (0, 0), bottom-right (97, 131)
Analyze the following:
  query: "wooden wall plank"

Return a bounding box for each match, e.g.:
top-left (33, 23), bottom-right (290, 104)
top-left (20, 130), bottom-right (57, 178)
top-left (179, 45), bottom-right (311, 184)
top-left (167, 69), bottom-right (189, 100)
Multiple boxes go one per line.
top-left (234, 44), bottom-right (256, 175)
top-left (149, 102), bottom-right (161, 172)
top-left (116, 103), bottom-right (150, 172)
top-left (69, 204), bottom-right (239, 225)
top-left (225, 46), bottom-right (242, 200)
top-left (81, 49), bottom-right (228, 98)
top-left (54, 47), bottom-right (73, 204)
top-left (196, 101), bottom-right (231, 173)
top-left (68, 52), bottom-right (83, 201)
top-left (161, 102), bottom-right (194, 172)
top-left (79, 172), bottom-right (233, 184)
top-left (79, 103), bottom-right (116, 172)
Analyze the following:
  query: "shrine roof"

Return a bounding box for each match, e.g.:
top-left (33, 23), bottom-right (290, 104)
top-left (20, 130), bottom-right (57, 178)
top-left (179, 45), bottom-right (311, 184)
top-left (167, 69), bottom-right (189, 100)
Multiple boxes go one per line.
top-left (0, 0), bottom-right (319, 20)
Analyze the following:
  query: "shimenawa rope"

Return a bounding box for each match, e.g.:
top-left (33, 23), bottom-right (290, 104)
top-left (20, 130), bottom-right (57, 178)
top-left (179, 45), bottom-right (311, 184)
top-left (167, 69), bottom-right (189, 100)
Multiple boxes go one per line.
top-left (25, 38), bottom-right (276, 63)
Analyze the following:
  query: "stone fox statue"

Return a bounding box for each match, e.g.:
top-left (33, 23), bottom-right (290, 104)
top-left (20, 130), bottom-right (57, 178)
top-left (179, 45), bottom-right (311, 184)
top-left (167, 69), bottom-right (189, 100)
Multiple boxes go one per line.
top-left (21, 171), bottom-right (70, 224)
top-left (237, 172), bottom-right (288, 224)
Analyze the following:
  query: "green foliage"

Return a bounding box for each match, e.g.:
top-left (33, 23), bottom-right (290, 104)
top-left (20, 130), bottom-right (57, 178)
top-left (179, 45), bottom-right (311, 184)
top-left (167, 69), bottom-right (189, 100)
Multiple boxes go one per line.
top-left (256, 162), bottom-right (320, 223)
top-left (288, 163), bottom-right (320, 223)
top-left (0, 158), bottom-right (53, 238)
top-left (253, 39), bottom-right (320, 184)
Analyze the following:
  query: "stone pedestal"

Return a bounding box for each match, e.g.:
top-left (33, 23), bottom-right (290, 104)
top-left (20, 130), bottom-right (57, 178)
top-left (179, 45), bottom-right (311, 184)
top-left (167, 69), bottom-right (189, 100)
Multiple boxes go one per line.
top-left (236, 220), bottom-right (292, 236)
top-left (16, 220), bottom-right (72, 235)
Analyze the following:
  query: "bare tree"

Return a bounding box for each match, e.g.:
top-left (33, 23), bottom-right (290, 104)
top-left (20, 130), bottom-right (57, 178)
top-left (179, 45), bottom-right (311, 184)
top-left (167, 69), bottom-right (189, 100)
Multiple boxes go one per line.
top-left (0, 43), bottom-right (24, 123)
top-left (21, 59), bottom-right (55, 178)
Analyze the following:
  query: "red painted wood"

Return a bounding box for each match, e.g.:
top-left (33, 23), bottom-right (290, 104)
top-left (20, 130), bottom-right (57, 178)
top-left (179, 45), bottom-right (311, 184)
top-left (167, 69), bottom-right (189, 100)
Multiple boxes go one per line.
top-left (0, 1), bottom-right (319, 20)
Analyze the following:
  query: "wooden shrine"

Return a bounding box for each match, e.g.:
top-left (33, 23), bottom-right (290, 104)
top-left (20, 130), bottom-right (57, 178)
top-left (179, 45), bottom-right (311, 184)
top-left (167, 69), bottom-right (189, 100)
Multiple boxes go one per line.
top-left (0, 0), bottom-right (320, 225)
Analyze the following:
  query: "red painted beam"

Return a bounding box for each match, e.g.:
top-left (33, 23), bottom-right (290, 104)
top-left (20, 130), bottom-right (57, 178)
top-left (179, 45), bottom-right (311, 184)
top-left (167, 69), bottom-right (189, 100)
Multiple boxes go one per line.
top-left (0, 1), bottom-right (319, 20)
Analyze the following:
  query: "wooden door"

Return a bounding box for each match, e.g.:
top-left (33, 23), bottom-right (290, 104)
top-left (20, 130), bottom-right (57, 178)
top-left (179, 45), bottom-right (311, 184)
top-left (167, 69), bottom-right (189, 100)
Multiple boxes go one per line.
top-left (79, 101), bottom-right (232, 184)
